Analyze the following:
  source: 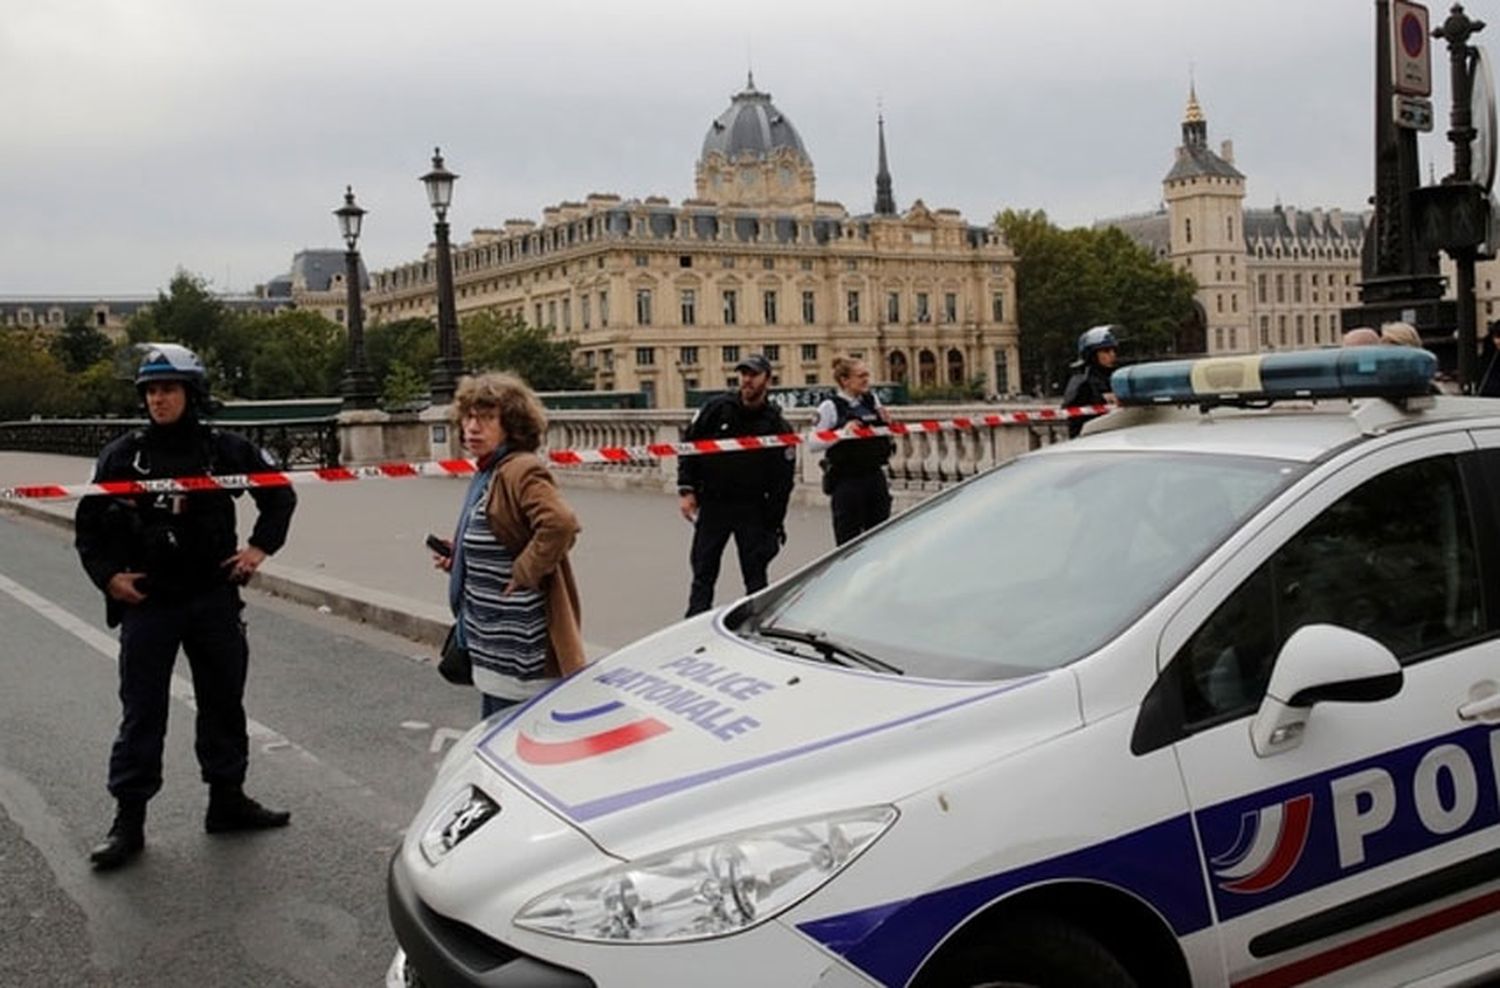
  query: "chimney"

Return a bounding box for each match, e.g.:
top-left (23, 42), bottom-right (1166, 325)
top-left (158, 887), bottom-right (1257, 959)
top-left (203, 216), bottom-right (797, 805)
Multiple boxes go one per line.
top-left (1220, 139), bottom-right (1234, 164)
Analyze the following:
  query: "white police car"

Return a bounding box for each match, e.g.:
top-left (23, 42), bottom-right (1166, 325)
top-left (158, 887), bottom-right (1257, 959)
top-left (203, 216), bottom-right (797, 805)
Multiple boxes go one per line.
top-left (388, 347), bottom-right (1500, 987)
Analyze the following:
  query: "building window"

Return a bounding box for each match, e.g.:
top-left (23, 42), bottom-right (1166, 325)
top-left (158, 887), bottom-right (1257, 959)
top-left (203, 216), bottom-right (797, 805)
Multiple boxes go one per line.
top-left (1216, 294), bottom-right (1224, 314)
top-left (763, 290), bottom-right (778, 325)
top-left (1258, 274), bottom-right (1267, 304)
top-left (800, 259), bottom-right (813, 271)
top-left (335, 308), bottom-right (345, 325)
top-left (548, 300), bottom-right (557, 327)
top-left (1275, 274), bottom-right (1285, 303)
top-left (721, 256), bottom-right (735, 268)
top-left (679, 346), bottom-right (699, 365)
top-left (1278, 315), bottom-right (1287, 346)
top-left (887, 292), bottom-right (901, 322)
top-left (634, 254), bottom-right (649, 267)
top-left (599, 291), bottom-right (609, 327)
top-left (680, 289), bottom-right (696, 326)
top-left (583, 350), bottom-right (596, 369)
top-left (679, 255), bottom-right (693, 268)
top-left (636, 347), bottom-right (655, 366)
top-left (802, 290), bottom-right (816, 324)
top-left (1227, 216), bottom-right (1235, 240)
top-left (801, 343), bottom-right (818, 362)
top-left (722, 289), bottom-right (738, 325)
top-left (805, 373), bottom-right (819, 385)
top-left (1214, 327), bottom-right (1224, 349)
top-left (1295, 314), bottom-right (1305, 345)
top-left (1293, 273), bottom-right (1303, 304)
top-left (845, 259), bottom-right (858, 271)
top-left (603, 349), bottom-right (615, 369)
top-left (1313, 313), bottom-right (1322, 341)
top-left (763, 344), bottom-right (780, 362)
top-left (722, 345), bottom-right (740, 364)
top-left (944, 292), bottom-right (958, 323)
top-left (1231, 294), bottom-right (1238, 313)
top-left (846, 290), bottom-right (861, 323)
top-left (636, 289), bottom-right (653, 326)
top-left (582, 295), bottom-right (591, 329)
top-left (1259, 315), bottom-right (1270, 347)
top-left (762, 257), bottom-right (775, 270)
top-left (563, 298), bottom-right (572, 330)
top-left (1185, 218), bottom-right (1193, 244)
top-left (534, 304), bottom-right (543, 328)
top-left (991, 293), bottom-right (1004, 322)
top-left (915, 292), bottom-right (930, 323)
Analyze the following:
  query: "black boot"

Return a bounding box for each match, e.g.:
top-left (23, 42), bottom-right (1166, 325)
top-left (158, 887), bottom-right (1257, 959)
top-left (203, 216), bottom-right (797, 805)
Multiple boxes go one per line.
top-left (90, 801), bottom-right (146, 871)
top-left (205, 785), bottom-right (290, 834)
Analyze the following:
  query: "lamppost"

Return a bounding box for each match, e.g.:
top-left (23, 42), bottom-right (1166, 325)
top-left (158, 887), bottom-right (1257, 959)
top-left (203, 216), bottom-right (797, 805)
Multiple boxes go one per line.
top-left (422, 147), bottom-right (464, 403)
top-left (1433, 4), bottom-right (1487, 391)
top-left (334, 185), bottom-right (378, 409)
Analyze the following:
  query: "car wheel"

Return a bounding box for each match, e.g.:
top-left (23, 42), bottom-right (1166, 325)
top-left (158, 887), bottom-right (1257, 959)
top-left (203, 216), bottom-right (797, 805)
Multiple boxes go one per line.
top-left (924, 918), bottom-right (1137, 988)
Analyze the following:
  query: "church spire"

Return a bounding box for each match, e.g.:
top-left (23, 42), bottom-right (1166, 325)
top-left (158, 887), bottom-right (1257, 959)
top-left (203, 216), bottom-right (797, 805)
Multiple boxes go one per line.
top-left (1182, 82), bottom-right (1207, 148)
top-left (875, 113), bottom-right (896, 216)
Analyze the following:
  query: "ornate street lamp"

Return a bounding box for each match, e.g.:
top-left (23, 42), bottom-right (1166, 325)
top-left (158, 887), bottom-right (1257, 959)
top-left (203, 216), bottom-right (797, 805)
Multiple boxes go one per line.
top-left (422, 147), bottom-right (464, 403)
top-left (334, 185), bottom-right (378, 409)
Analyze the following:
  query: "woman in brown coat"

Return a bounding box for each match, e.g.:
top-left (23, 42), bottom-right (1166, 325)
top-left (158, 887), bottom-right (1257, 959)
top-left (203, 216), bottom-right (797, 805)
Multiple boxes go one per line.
top-left (433, 372), bottom-right (585, 719)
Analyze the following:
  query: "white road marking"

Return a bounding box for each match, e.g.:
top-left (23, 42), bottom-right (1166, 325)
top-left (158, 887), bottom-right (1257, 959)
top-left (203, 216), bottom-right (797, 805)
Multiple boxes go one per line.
top-left (0, 572), bottom-right (291, 750)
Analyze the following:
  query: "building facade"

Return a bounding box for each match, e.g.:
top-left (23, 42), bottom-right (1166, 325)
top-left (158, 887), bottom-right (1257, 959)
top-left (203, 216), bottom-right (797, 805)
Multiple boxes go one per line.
top-left (1102, 89), bottom-right (1369, 355)
top-left (361, 77), bottom-right (1019, 406)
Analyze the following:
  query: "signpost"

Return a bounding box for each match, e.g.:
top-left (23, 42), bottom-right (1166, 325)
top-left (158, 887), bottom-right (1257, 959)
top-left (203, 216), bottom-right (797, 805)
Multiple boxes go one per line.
top-left (1392, 1), bottom-right (1432, 95)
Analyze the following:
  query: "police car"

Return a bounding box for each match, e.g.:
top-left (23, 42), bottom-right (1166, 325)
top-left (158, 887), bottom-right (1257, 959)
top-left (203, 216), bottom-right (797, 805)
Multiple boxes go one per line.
top-left (388, 347), bottom-right (1500, 987)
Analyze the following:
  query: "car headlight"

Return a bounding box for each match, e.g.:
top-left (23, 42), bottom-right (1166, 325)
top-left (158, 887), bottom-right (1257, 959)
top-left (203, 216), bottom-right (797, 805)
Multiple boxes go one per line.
top-left (514, 806), bottom-right (896, 943)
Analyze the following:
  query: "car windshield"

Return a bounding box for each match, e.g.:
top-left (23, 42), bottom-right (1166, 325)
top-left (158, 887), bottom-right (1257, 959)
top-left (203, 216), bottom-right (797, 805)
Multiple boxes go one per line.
top-left (742, 450), bottom-right (1302, 680)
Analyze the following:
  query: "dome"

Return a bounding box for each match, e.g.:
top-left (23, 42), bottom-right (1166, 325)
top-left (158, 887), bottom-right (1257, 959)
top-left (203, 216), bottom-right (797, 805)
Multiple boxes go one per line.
top-left (700, 74), bottom-right (810, 164)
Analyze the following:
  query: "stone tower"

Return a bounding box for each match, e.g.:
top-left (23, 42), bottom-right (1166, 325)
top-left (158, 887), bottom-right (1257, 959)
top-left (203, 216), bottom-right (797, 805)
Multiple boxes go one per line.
top-left (1163, 86), bottom-right (1250, 352)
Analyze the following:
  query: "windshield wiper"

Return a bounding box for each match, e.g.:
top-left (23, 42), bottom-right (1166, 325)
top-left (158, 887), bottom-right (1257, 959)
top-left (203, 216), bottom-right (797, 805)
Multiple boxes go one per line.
top-left (754, 625), bottom-right (904, 675)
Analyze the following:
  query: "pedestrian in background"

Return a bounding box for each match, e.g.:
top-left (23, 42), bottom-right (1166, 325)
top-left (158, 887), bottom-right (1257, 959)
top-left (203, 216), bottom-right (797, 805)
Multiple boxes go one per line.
top-left (75, 343), bottom-right (296, 871)
top-left (432, 373), bottom-right (585, 719)
top-left (811, 356), bottom-right (893, 545)
top-left (677, 354), bottom-right (795, 617)
top-left (1062, 325), bottom-right (1120, 438)
top-left (1481, 322), bottom-right (1500, 397)
top-left (1379, 321), bottom-right (1422, 348)
top-left (1341, 327), bottom-right (1381, 347)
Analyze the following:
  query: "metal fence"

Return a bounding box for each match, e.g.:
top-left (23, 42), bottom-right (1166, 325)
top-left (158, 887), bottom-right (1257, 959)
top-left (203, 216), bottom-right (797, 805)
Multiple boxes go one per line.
top-left (0, 418), bottom-right (341, 468)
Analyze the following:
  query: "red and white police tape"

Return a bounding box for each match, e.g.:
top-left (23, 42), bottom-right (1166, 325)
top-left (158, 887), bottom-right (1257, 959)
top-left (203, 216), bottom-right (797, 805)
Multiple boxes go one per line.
top-left (0, 404), bottom-right (1110, 502)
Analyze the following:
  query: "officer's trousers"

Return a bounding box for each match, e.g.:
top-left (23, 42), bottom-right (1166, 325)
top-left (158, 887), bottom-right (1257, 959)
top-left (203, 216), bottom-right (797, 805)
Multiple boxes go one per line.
top-left (830, 470), bottom-right (892, 546)
top-left (108, 585), bottom-right (249, 803)
top-left (685, 500), bottom-right (779, 617)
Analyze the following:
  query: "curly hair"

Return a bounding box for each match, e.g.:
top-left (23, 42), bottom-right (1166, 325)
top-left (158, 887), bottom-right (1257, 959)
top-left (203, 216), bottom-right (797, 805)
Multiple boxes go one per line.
top-left (451, 372), bottom-right (548, 452)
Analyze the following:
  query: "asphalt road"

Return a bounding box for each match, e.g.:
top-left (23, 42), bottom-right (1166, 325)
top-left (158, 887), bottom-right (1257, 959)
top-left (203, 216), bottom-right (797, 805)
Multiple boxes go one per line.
top-left (0, 509), bottom-right (481, 987)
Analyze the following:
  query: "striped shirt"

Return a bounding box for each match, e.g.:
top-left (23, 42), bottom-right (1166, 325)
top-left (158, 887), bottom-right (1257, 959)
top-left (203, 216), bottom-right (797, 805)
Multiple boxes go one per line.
top-left (460, 494), bottom-right (549, 701)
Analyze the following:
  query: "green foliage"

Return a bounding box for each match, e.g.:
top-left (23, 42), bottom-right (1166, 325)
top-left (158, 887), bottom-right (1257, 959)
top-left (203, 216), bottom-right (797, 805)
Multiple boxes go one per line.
top-left (126, 269), bottom-right (244, 394)
top-left (50, 311), bottom-right (112, 373)
top-left (366, 317), bottom-right (438, 396)
top-left (381, 360), bottom-right (429, 410)
top-left (995, 208), bottom-right (1198, 395)
top-left (0, 331), bottom-right (77, 419)
top-left (235, 310), bottom-right (344, 400)
top-left (460, 311), bottom-right (589, 391)
top-left (74, 359), bottom-right (139, 417)
top-left (909, 376), bottom-right (988, 404)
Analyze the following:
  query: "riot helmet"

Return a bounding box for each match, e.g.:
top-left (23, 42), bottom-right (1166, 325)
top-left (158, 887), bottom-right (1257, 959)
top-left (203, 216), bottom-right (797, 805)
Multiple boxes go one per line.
top-left (1077, 325), bottom-right (1120, 362)
top-left (135, 343), bottom-right (209, 398)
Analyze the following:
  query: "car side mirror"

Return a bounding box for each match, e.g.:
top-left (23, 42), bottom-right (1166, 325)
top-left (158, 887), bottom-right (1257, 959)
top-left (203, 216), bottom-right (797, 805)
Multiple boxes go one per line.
top-left (1250, 624), bottom-right (1402, 757)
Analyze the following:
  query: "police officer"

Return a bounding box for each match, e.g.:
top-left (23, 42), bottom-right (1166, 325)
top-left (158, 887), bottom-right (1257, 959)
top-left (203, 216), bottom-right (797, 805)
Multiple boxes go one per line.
top-left (811, 356), bottom-right (894, 545)
top-left (1061, 325), bottom-right (1121, 438)
top-left (75, 344), bottom-right (297, 870)
top-left (678, 354), bottom-right (795, 617)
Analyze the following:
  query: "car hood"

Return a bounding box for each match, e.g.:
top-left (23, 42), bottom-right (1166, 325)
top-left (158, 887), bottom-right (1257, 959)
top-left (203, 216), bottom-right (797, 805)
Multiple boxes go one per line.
top-left (471, 615), bottom-right (1081, 856)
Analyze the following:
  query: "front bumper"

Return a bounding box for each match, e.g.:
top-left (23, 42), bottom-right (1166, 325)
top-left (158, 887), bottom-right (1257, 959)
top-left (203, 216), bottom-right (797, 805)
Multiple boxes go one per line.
top-left (388, 850), bottom-right (595, 988)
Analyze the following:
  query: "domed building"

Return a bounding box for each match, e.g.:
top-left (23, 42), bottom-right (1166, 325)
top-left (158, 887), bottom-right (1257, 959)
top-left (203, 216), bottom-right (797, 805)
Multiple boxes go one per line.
top-left (362, 78), bottom-right (1019, 407)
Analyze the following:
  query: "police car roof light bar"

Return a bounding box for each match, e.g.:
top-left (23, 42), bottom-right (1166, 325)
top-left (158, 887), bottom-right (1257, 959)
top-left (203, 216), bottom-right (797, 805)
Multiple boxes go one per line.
top-left (1111, 347), bottom-right (1437, 409)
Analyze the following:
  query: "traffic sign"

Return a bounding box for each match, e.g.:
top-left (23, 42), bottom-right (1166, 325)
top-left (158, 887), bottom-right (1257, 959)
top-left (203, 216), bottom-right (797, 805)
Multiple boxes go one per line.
top-left (1392, 1), bottom-right (1432, 96)
top-left (1394, 93), bottom-right (1435, 131)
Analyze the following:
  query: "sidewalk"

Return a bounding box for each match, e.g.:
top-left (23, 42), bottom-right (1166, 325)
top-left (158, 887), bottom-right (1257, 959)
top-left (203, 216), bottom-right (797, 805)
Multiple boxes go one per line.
top-left (0, 451), bottom-right (841, 654)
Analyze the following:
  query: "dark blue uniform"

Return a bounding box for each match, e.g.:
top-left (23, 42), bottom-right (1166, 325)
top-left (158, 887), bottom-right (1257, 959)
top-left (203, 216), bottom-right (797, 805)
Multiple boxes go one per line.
top-left (75, 419), bottom-right (295, 804)
top-left (677, 394), bottom-right (795, 617)
top-left (823, 394), bottom-right (893, 546)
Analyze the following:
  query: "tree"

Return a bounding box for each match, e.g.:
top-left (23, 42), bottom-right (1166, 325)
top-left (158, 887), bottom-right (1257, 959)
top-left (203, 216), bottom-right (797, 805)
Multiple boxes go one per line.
top-left (381, 360), bottom-right (429, 410)
top-left (0, 331), bottom-right (77, 420)
top-left (460, 311), bottom-right (589, 391)
top-left (236, 310), bottom-right (344, 399)
top-left (50, 311), bottom-right (112, 373)
top-left (996, 209), bottom-right (1197, 395)
top-left (365, 317), bottom-right (438, 398)
top-left (125, 269), bottom-right (247, 396)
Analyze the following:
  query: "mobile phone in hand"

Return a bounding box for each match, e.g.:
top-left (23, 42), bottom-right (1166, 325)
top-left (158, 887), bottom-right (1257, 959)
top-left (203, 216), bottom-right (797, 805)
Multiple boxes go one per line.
top-left (425, 533), bottom-right (453, 558)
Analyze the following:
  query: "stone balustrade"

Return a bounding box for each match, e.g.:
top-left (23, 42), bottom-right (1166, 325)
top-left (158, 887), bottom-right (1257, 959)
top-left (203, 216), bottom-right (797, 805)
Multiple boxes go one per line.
top-left (539, 404), bottom-right (1071, 502)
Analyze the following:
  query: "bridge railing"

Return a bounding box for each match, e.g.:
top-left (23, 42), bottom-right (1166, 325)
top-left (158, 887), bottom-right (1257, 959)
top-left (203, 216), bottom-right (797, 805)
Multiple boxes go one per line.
top-left (0, 418), bottom-right (341, 468)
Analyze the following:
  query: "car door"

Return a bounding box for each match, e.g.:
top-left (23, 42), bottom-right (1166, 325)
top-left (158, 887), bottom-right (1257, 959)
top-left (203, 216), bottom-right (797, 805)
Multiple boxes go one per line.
top-left (1135, 432), bottom-right (1500, 987)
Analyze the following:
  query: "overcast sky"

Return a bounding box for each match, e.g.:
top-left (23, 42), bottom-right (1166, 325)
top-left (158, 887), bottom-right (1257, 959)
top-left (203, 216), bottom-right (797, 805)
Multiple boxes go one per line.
top-left (1, 0), bottom-right (1471, 296)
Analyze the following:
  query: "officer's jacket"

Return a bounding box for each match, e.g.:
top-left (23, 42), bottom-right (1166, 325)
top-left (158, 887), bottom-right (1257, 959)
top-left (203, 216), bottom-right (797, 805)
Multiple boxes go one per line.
top-left (75, 420), bottom-right (296, 623)
top-left (676, 394), bottom-right (795, 513)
